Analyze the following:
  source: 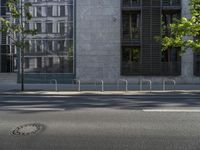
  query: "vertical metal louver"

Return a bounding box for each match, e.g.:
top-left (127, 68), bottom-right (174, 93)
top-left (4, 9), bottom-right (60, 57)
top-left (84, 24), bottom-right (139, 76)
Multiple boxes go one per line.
top-left (141, 0), bottom-right (161, 75)
top-left (141, 7), bottom-right (152, 74)
top-left (151, 1), bottom-right (161, 75)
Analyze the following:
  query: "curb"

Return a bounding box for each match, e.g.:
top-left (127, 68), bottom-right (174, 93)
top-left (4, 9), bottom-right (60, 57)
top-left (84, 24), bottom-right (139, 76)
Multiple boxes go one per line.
top-left (0, 90), bottom-right (200, 96)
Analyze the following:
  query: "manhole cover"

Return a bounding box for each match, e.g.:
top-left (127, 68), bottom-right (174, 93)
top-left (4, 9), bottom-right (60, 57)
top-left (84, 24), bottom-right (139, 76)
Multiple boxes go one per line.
top-left (11, 123), bottom-right (45, 136)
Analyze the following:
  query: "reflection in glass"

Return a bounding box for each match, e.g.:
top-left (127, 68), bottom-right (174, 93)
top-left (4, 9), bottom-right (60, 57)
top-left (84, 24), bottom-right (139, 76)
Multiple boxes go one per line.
top-left (122, 12), bottom-right (140, 41)
top-left (121, 47), bottom-right (141, 75)
top-left (23, 0), bottom-right (74, 74)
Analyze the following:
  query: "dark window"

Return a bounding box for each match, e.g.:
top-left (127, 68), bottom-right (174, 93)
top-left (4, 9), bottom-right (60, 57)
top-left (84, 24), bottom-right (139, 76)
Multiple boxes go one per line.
top-left (122, 12), bottom-right (140, 41)
top-left (36, 23), bottom-right (42, 33)
top-left (36, 40), bottom-right (42, 52)
top-left (160, 11), bottom-right (182, 75)
top-left (25, 23), bottom-right (29, 30)
top-left (60, 5), bottom-right (65, 16)
top-left (24, 58), bottom-right (29, 69)
top-left (25, 41), bottom-right (30, 53)
top-left (122, 47), bottom-right (140, 63)
top-left (46, 6), bottom-right (53, 17)
top-left (161, 48), bottom-right (181, 62)
top-left (194, 52), bottom-right (200, 76)
top-left (60, 22), bottom-right (65, 34)
top-left (67, 5), bottom-right (73, 21)
top-left (49, 57), bottom-right (53, 67)
top-left (161, 47), bottom-right (181, 75)
top-left (162, 12), bottom-right (181, 36)
top-left (36, 7), bottom-right (42, 17)
top-left (37, 57), bottom-right (42, 69)
top-left (46, 23), bottom-right (53, 33)
top-left (47, 40), bottom-right (53, 52)
top-left (31, 40), bottom-right (35, 52)
top-left (58, 40), bottom-right (65, 51)
top-left (121, 47), bottom-right (141, 75)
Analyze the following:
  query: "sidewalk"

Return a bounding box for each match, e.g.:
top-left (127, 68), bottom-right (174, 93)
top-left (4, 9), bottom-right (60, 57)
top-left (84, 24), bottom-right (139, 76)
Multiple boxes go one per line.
top-left (1, 90), bottom-right (200, 96)
top-left (0, 83), bottom-right (200, 96)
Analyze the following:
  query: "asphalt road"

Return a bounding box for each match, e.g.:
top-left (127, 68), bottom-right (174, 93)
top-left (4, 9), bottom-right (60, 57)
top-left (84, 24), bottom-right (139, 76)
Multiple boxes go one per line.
top-left (0, 94), bottom-right (200, 150)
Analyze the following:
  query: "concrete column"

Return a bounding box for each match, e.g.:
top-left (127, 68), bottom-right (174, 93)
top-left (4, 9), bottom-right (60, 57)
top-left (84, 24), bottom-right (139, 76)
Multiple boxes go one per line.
top-left (76, 0), bottom-right (121, 83)
top-left (181, 0), bottom-right (194, 79)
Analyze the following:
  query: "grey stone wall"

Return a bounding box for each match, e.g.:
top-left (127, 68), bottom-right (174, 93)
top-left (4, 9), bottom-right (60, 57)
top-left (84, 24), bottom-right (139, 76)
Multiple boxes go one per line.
top-left (76, 0), bottom-right (121, 83)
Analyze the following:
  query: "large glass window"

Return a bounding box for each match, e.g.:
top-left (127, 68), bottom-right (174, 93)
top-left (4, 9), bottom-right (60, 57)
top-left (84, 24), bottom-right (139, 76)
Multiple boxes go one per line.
top-left (161, 11), bottom-right (181, 75)
top-left (0, 3), bottom-right (17, 73)
top-left (36, 23), bottom-right (42, 33)
top-left (46, 6), bottom-right (53, 17)
top-left (122, 12), bottom-right (140, 41)
top-left (46, 22), bottom-right (53, 33)
top-left (60, 5), bottom-right (65, 16)
top-left (162, 12), bottom-right (181, 36)
top-left (121, 47), bottom-right (141, 75)
top-left (23, 0), bottom-right (74, 74)
top-left (36, 6), bottom-right (42, 17)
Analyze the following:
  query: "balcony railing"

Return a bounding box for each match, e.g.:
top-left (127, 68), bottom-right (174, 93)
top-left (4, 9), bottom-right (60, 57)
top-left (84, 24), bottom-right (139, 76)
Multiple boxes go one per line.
top-left (121, 62), bottom-right (181, 76)
top-left (122, 0), bottom-right (141, 7)
top-left (122, 28), bottom-right (140, 44)
top-left (162, 0), bottom-right (181, 6)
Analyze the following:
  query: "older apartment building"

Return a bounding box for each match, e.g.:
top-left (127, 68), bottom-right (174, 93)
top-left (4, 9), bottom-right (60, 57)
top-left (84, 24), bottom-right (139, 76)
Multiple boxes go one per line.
top-left (0, 0), bottom-right (200, 84)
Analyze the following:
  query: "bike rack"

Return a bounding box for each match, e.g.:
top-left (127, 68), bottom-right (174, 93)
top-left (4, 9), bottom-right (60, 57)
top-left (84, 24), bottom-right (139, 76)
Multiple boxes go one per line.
top-left (140, 79), bottom-right (152, 92)
top-left (50, 79), bottom-right (58, 92)
top-left (95, 80), bottom-right (104, 92)
top-left (74, 79), bottom-right (81, 92)
top-left (163, 79), bottom-right (176, 91)
top-left (117, 79), bottom-right (128, 92)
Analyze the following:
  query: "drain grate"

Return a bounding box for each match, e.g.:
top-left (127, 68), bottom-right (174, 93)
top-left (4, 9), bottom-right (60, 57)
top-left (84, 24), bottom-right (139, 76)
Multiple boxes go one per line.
top-left (11, 123), bottom-right (45, 136)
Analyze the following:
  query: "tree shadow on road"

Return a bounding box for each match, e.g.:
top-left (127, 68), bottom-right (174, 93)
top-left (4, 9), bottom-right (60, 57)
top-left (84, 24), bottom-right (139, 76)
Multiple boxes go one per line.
top-left (0, 93), bottom-right (200, 114)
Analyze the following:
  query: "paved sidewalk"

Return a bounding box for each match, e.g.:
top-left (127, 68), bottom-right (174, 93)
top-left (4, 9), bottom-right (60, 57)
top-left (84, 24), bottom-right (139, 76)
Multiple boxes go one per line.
top-left (0, 83), bottom-right (199, 95)
top-left (0, 90), bottom-right (200, 96)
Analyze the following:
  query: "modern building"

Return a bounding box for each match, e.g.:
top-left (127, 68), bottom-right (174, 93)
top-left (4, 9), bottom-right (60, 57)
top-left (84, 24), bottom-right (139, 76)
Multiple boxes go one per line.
top-left (0, 0), bottom-right (200, 84)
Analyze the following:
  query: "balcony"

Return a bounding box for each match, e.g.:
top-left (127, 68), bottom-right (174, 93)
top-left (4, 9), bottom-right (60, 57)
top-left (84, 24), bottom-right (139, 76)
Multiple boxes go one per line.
top-left (162, 0), bottom-right (181, 10)
top-left (122, 28), bottom-right (140, 45)
top-left (163, 0), bottom-right (181, 6)
top-left (122, 0), bottom-right (141, 10)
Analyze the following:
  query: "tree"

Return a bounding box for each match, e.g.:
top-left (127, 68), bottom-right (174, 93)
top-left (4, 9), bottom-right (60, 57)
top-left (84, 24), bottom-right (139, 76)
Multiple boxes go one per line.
top-left (0, 0), bottom-right (37, 91)
top-left (161, 0), bottom-right (200, 53)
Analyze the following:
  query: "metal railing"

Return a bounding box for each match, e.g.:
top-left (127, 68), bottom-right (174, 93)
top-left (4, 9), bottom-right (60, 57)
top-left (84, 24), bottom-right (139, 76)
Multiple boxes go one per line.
top-left (122, 0), bottom-right (141, 7)
top-left (50, 79), bottom-right (58, 92)
top-left (74, 79), bottom-right (81, 92)
top-left (162, 0), bottom-right (181, 6)
top-left (140, 79), bottom-right (152, 92)
top-left (121, 62), bottom-right (181, 76)
top-left (163, 79), bottom-right (176, 91)
top-left (95, 80), bottom-right (104, 92)
top-left (117, 79), bottom-right (128, 92)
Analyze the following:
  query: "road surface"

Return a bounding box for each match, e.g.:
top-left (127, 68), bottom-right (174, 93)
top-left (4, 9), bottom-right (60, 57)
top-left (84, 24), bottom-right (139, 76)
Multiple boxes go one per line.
top-left (0, 94), bottom-right (200, 150)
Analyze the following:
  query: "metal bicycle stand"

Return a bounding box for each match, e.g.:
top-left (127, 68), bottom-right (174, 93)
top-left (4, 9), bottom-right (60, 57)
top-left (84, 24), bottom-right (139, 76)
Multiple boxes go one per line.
top-left (140, 79), bottom-right (152, 92)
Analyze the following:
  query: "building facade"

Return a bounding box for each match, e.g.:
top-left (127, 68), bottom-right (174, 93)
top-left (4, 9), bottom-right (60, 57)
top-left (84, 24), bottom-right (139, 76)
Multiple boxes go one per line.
top-left (0, 0), bottom-right (200, 84)
top-left (0, 0), bottom-right (16, 73)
